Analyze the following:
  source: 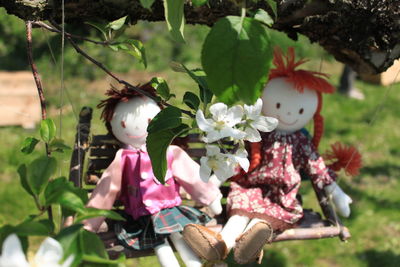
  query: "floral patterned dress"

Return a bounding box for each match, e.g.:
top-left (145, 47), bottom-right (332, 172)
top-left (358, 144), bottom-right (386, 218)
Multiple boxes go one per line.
top-left (227, 130), bottom-right (336, 231)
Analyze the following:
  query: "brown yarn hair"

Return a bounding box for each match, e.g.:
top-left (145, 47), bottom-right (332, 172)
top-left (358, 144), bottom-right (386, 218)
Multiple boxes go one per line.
top-left (97, 83), bottom-right (161, 134)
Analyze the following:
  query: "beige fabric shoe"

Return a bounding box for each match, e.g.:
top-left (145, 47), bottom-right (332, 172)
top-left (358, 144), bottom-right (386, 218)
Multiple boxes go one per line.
top-left (182, 224), bottom-right (228, 261)
top-left (233, 221), bottom-right (273, 264)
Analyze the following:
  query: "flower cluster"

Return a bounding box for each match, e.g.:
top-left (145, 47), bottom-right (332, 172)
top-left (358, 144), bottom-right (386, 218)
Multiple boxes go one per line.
top-left (0, 234), bottom-right (73, 267)
top-left (196, 98), bottom-right (278, 183)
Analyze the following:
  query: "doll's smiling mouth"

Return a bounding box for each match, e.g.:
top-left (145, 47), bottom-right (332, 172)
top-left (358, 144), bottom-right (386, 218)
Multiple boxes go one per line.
top-left (277, 116), bottom-right (298, 126)
top-left (126, 133), bottom-right (147, 139)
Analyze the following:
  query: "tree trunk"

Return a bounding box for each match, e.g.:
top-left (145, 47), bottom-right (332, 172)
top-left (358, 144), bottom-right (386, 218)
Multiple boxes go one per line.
top-left (1, 0), bottom-right (399, 75)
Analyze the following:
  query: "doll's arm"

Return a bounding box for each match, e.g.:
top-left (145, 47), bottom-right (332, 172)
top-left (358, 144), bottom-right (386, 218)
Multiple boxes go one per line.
top-left (170, 145), bottom-right (222, 212)
top-left (84, 149), bottom-right (123, 232)
top-left (324, 182), bottom-right (352, 217)
top-left (302, 139), bottom-right (337, 189)
top-left (302, 141), bottom-right (352, 217)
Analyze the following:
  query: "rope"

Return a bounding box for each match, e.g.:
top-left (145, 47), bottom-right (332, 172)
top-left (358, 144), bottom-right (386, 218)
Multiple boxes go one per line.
top-left (60, 0), bottom-right (65, 140)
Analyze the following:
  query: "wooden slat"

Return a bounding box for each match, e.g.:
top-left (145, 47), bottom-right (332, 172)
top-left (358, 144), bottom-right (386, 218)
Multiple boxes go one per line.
top-left (186, 148), bottom-right (206, 158)
top-left (87, 158), bottom-right (113, 172)
top-left (89, 147), bottom-right (119, 158)
top-left (69, 107), bottom-right (92, 187)
top-left (91, 134), bottom-right (120, 146)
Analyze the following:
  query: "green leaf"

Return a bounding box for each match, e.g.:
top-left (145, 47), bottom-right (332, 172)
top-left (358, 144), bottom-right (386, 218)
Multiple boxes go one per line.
top-left (45, 177), bottom-right (88, 206)
top-left (85, 21), bottom-right (108, 40)
top-left (183, 92), bottom-right (200, 110)
top-left (254, 9), bottom-right (274, 26)
top-left (147, 106), bottom-right (182, 133)
top-left (80, 230), bottom-right (109, 261)
top-left (181, 65), bottom-right (213, 104)
top-left (150, 77), bottom-right (174, 101)
top-left (18, 164), bottom-right (34, 197)
top-left (56, 224), bottom-right (83, 264)
top-left (107, 16), bottom-right (128, 31)
top-left (140, 0), bottom-right (155, 9)
top-left (15, 220), bottom-right (52, 236)
top-left (164, 0), bottom-right (186, 43)
top-left (57, 191), bottom-right (85, 213)
top-left (49, 138), bottom-right (71, 153)
top-left (192, 0), bottom-right (208, 7)
top-left (21, 137), bottom-right (39, 154)
top-left (40, 118), bottom-right (56, 143)
top-left (147, 124), bottom-right (189, 183)
top-left (266, 0), bottom-right (277, 18)
top-left (202, 16), bottom-right (273, 105)
top-left (109, 40), bottom-right (147, 68)
top-left (75, 208), bottom-right (125, 223)
top-left (124, 39), bottom-right (147, 68)
top-left (27, 156), bottom-right (57, 195)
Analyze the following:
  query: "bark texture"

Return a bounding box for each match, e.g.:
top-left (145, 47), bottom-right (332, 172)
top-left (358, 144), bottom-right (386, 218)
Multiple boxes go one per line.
top-left (1, 0), bottom-right (399, 74)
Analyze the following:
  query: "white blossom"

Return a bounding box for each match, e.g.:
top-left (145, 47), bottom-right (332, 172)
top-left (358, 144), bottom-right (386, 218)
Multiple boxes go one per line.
top-left (199, 145), bottom-right (236, 183)
top-left (0, 234), bottom-right (73, 267)
top-left (243, 98), bottom-right (278, 142)
top-left (196, 103), bottom-right (246, 143)
top-left (228, 147), bottom-right (250, 172)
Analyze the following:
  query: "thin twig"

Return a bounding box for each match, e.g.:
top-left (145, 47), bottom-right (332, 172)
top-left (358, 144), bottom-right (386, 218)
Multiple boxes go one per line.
top-left (26, 21), bottom-right (47, 121)
top-left (39, 21), bottom-right (194, 117)
top-left (32, 21), bottom-right (109, 45)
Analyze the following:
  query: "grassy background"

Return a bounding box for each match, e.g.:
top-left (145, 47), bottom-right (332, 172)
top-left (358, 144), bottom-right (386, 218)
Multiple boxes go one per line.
top-left (0, 9), bottom-right (399, 266)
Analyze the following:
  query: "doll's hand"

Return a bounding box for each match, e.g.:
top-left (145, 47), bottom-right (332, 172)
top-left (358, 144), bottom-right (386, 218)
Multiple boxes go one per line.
top-left (207, 193), bottom-right (223, 216)
top-left (324, 182), bottom-right (353, 217)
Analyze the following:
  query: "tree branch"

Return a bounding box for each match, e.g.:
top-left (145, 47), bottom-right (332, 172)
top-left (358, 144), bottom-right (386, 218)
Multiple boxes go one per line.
top-left (35, 21), bottom-right (194, 117)
top-left (4, 0), bottom-right (400, 74)
top-left (32, 21), bottom-right (110, 45)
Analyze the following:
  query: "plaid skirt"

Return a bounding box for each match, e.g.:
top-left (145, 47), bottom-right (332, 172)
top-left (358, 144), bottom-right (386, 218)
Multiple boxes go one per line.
top-left (114, 205), bottom-right (211, 250)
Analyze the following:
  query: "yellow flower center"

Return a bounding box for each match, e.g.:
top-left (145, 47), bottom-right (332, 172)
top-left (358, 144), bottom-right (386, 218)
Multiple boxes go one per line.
top-left (214, 120), bottom-right (225, 131)
top-left (207, 157), bottom-right (219, 170)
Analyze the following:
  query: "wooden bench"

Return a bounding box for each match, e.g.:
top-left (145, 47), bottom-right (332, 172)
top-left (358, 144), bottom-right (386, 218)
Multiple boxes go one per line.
top-left (69, 107), bottom-right (351, 259)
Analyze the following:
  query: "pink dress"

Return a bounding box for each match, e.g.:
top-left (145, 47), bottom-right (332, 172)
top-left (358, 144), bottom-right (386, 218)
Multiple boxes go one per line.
top-left (84, 145), bottom-right (220, 232)
top-left (227, 131), bottom-right (336, 231)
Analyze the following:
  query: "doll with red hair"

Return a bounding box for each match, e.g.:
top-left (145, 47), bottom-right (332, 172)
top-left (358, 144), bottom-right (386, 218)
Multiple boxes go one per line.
top-left (183, 47), bottom-right (361, 264)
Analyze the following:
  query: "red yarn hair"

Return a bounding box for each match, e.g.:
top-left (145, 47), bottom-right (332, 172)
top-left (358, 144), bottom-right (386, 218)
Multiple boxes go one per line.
top-left (270, 47), bottom-right (336, 148)
top-left (243, 47), bottom-right (342, 177)
top-left (324, 142), bottom-right (362, 176)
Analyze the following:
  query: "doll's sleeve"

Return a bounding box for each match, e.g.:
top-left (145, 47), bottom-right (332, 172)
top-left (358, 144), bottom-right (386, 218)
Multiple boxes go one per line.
top-left (84, 149), bottom-right (123, 232)
top-left (169, 145), bottom-right (220, 206)
top-left (301, 139), bottom-right (337, 190)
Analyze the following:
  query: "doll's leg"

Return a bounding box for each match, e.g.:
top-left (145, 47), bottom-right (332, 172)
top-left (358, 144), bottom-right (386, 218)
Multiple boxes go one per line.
top-left (233, 218), bottom-right (273, 264)
top-left (169, 232), bottom-right (202, 267)
top-left (219, 215), bottom-right (250, 250)
top-left (154, 239), bottom-right (181, 267)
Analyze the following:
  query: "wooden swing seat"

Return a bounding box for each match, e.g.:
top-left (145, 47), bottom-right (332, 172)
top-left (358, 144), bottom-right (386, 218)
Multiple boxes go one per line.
top-left (69, 107), bottom-right (350, 259)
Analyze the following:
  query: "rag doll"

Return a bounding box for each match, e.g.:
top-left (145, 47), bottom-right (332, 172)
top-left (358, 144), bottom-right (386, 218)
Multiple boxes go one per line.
top-left (84, 84), bottom-right (222, 267)
top-left (183, 47), bottom-right (361, 264)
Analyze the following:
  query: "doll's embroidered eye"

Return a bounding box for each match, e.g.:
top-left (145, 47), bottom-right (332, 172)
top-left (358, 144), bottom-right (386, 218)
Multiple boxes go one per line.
top-left (121, 121), bottom-right (126, 128)
top-left (276, 103), bottom-right (281, 109)
top-left (299, 108), bottom-right (304, 114)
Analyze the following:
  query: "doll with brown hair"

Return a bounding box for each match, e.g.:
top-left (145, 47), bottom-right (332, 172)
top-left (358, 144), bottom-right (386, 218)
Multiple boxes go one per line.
top-left (83, 84), bottom-right (222, 267)
top-left (183, 47), bottom-right (361, 264)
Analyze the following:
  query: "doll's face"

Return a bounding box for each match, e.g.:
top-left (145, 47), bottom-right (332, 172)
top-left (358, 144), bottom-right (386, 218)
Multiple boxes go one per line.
top-left (261, 78), bottom-right (318, 133)
top-left (110, 97), bottom-right (161, 148)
